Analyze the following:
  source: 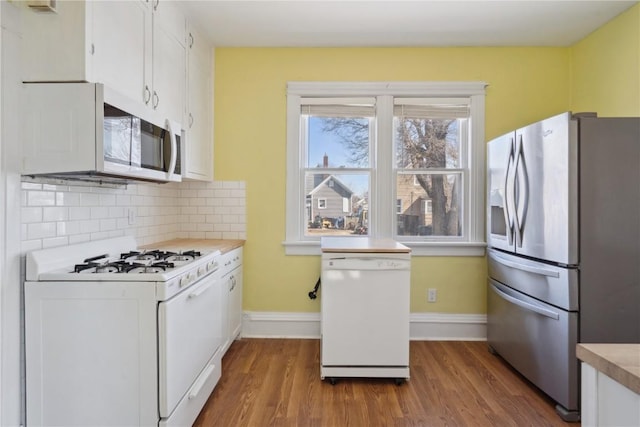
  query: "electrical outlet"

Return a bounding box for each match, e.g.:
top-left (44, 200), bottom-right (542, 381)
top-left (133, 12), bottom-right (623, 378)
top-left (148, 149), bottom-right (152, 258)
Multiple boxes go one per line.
top-left (427, 288), bottom-right (437, 303)
top-left (127, 208), bottom-right (136, 226)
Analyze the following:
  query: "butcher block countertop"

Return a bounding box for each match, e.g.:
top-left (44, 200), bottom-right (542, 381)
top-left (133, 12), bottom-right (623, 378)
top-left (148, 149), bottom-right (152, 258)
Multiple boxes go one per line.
top-left (321, 237), bottom-right (410, 253)
top-left (142, 239), bottom-right (245, 254)
top-left (576, 344), bottom-right (640, 394)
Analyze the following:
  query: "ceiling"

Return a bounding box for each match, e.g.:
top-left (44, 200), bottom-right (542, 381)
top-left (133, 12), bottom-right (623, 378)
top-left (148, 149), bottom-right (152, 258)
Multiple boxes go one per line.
top-left (180, 0), bottom-right (638, 47)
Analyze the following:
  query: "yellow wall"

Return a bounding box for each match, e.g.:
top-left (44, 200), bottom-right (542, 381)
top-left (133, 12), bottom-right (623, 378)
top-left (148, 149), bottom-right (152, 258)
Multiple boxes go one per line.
top-left (213, 7), bottom-right (637, 315)
top-left (571, 4), bottom-right (640, 116)
top-left (214, 47), bottom-right (570, 314)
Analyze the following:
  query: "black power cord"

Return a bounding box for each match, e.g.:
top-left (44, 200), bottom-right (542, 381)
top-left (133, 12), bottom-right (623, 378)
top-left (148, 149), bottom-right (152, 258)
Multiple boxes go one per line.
top-left (308, 277), bottom-right (321, 299)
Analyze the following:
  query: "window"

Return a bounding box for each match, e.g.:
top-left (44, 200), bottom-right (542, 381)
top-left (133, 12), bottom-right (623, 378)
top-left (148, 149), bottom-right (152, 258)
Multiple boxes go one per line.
top-left (285, 82), bottom-right (486, 256)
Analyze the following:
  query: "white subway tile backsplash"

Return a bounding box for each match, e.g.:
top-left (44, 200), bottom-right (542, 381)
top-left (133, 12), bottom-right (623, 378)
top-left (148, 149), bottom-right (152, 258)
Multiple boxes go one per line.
top-left (21, 180), bottom-right (246, 249)
top-left (90, 207), bottom-right (110, 219)
top-left (27, 222), bottom-right (56, 240)
top-left (79, 219), bottom-right (100, 234)
top-left (69, 207), bottom-right (91, 221)
top-left (99, 218), bottom-right (117, 232)
top-left (56, 192), bottom-right (80, 206)
top-left (79, 193), bottom-right (101, 206)
top-left (42, 236), bottom-right (69, 248)
top-left (22, 207), bottom-right (43, 223)
top-left (43, 207), bottom-right (68, 222)
top-left (57, 221), bottom-right (80, 236)
top-left (28, 191), bottom-right (56, 206)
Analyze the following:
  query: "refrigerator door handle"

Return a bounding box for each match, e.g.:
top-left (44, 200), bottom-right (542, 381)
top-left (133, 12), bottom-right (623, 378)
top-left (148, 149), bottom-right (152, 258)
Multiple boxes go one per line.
top-left (514, 135), bottom-right (530, 248)
top-left (490, 282), bottom-right (560, 320)
top-left (488, 250), bottom-right (560, 278)
top-left (504, 138), bottom-right (516, 246)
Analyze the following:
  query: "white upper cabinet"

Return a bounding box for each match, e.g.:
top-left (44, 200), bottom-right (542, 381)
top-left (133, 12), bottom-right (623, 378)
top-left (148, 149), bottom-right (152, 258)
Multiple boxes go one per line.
top-left (21, 0), bottom-right (214, 181)
top-left (150, 0), bottom-right (187, 126)
top-left (90, 1), bottom-right (152, 106)
top-left (21, 0), bottom-right (185, 126)
top-left (184, 24), bottom-right (214, 181)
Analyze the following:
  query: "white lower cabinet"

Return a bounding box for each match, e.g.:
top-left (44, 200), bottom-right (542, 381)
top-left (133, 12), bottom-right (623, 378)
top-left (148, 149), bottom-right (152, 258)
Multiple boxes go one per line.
top-left (581, 362), bottom-right (640, 427)
top-left (221, 248), bottom-right (243, 354)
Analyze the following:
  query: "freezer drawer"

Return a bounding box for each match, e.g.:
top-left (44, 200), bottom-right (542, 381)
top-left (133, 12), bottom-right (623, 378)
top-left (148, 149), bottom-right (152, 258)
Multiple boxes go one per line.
top-left (488, 249), bottom-right (578, 311)
top-left (487, 279), bottom-right (579, 412)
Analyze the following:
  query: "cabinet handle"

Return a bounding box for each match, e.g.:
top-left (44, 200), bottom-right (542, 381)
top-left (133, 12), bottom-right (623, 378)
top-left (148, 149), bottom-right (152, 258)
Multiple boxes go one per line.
top-left (189, 32), bottom-right (194, 48)
top-left (189, 113), bottom-right (194, 128)
top-left (230, 275), bottom-right (236, 291)
top-left (152, 91), bottom-right (159, 109)
top-left (144, 85), bottom-right (151, 104)
top-left (154, 0), bottom-right (159, 11)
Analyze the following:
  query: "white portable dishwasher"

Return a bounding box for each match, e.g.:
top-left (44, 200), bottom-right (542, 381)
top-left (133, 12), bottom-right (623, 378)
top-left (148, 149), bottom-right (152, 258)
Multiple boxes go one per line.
top-left (320, 237), bottom-right (411, 384)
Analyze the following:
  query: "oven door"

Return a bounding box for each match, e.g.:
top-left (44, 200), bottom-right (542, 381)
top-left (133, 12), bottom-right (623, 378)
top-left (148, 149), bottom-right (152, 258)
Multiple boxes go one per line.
top-left (158, 271), bottom-right (223, 418)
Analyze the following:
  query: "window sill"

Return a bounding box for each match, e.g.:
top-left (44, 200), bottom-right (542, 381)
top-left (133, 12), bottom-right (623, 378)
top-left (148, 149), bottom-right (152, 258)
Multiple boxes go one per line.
top-left (282, 240), bottom-right (486, 257)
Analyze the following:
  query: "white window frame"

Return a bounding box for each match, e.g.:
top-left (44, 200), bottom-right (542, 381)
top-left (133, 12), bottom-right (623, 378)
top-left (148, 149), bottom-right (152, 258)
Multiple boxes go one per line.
top-left (284, 82), bottom-right (487, 256)
top-left (317, 198), bottom-right (327, 209)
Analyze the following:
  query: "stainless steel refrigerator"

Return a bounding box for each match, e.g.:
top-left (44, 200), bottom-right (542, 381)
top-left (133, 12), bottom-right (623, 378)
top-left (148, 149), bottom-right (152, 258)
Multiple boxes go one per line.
top-left (486, 111), bottom-right (640, 421)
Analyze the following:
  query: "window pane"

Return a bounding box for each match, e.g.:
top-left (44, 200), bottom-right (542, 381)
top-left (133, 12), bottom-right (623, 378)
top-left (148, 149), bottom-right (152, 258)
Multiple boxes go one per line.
top-left (396, 173), bottom-right (462, 237)
top-left (306, 116), bottom-right (370, 168)
top-left (394, 116), bottom-right (463, 169)
top-left (305, 173), bottom-right (369, 236)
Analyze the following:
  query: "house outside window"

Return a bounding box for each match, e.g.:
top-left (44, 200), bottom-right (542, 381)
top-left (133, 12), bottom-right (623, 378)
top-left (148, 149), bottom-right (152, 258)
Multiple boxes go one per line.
top-left (284, 82), bottom-right (487, 256)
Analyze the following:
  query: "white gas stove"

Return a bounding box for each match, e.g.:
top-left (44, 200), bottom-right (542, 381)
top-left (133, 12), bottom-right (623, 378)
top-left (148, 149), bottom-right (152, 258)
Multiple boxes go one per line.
top-left (25, 236), bottom-right (224, 426)
top-left (26, 235), bottom-right (221, 299)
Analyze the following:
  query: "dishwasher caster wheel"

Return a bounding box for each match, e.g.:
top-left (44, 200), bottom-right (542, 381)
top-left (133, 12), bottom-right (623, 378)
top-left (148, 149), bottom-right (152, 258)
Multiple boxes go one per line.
top-left (394, 378), bottom-right (405, 386)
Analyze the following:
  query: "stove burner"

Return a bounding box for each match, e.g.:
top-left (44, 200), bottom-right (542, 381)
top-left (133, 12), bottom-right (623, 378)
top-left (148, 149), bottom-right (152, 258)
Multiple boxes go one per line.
top-left (128, 262), bottom-right (174, 274)
top-left (74, 262), bottom-right (100, 273)
top-left (74, 249), bottom-right (200, 274)
top-left (166, 254), bottom-right (194, 263)
top-left (121, 250), bottom-right (178, 262)
top-left (95, 265), bottom-right (121, 274)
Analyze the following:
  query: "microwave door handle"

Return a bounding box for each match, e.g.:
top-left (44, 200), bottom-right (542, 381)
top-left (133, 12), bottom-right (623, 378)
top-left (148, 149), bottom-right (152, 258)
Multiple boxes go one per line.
top-left (165, 119), bottom-right (178, 179)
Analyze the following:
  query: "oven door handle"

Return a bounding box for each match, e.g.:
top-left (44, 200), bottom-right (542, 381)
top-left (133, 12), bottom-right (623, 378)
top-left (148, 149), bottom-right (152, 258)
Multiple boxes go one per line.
top-left (491, 282), bottom-right (560, 320)
top-left (188, 281), bottom-right (212, 299)
top-left (188, 364), bottom-right (215, 399)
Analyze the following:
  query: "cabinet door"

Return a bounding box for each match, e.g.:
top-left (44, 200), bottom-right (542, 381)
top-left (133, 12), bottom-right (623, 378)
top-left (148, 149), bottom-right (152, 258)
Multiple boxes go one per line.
top-left (152, 1), bottom-right (187, 125)
top-left (185, 25), bottom-right (213, 180)
top-left (90, 0), bottom-right (152, 104)
top-left (228, 267), bottom-right (243, 341)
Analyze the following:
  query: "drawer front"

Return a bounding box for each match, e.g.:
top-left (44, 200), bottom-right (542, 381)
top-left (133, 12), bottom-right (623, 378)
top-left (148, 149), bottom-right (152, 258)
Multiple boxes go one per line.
top-left (488, 279), bottom-right (579, 410)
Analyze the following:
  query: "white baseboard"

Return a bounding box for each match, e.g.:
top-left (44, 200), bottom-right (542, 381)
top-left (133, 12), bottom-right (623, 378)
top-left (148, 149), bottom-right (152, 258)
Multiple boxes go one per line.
top-left (241, 311), bottom-right (486, 341)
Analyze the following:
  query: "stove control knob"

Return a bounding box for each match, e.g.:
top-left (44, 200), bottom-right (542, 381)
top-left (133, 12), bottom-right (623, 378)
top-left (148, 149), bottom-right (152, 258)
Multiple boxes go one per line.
top-left (207, 261), bottom-right (218, 271)
top-left (179, 276), bottom-right (189, 288)
top-left (197, 267), bottom-right (205, 277)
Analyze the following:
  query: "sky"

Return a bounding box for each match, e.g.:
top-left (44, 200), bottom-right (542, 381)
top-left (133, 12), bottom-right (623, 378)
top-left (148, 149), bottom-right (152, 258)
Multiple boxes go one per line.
top-left (307, 117), bottom-right (369, 196)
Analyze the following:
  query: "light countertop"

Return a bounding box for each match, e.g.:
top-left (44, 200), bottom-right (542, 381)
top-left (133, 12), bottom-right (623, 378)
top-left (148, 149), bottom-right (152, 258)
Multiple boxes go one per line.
top-left (141, 239), bottom-right (245, 255)
top-left (320, 237), bottom-right (411, 253)
top-left (576, 344), bottom-right (640, 394)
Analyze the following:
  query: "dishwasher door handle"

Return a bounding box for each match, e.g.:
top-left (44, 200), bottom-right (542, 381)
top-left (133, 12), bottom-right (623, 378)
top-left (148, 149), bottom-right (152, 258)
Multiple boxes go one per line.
top-left (324, 257), bottom-right (411, 271)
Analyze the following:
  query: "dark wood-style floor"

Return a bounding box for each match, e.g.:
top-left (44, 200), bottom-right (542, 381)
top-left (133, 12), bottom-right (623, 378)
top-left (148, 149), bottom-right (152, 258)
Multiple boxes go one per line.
top-left (194, 339), bottom-right (580, 426)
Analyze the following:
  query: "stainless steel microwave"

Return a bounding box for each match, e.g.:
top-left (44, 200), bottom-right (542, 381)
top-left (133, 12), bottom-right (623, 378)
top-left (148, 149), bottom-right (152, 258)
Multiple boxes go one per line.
top-left (22, 83), bottom-right (182, 183)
